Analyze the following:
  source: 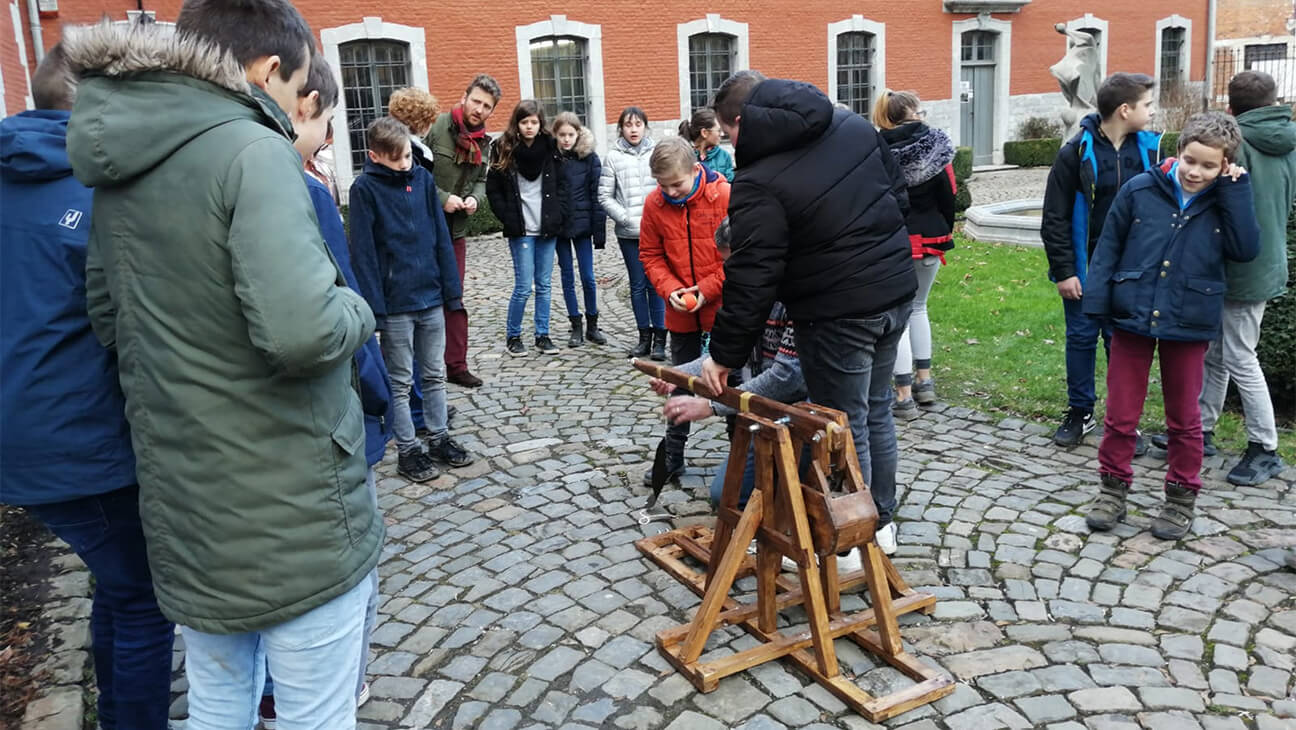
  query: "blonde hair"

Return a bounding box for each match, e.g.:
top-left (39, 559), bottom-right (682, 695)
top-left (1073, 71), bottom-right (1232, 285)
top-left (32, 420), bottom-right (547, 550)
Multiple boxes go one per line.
top-left (387, 87), bottom-right (440, 136)
top-left (871, 89), bottom-right (920, 130)
top-left (650, 136), bottom-right (697, 177)
top-left (1178, 111), bottom-right (1243, 161)
top-left (550, 111), bottom-right (583, 135)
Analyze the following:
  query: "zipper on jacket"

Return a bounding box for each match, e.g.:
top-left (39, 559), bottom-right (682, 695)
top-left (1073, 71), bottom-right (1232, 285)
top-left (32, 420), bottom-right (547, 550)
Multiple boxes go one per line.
top-left (684, 204), bottom-right (703, 333)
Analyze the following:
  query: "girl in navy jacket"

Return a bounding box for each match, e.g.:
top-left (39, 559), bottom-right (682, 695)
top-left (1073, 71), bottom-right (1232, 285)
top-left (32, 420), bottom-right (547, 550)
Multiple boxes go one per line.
top-left (1082, 112), bottom-right (1260, 541)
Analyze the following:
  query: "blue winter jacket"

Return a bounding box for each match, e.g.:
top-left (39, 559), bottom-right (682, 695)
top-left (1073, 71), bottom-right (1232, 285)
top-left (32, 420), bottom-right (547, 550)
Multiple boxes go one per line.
top-left (348, 159), bottom-right (463, 318)
top-left (1083, 160), bottom-right (1261, 342)
top-left (0, 110), bottom-right (136, 505)
top-left (306, 175), bottom-right (393, 467)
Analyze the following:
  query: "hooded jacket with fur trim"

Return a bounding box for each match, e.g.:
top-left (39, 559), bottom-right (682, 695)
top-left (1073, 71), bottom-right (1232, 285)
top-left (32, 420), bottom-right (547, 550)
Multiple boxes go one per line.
top-left (63, 22), bottom-right (380, 634)
top-left (558, 126), bottom-right (607, 246)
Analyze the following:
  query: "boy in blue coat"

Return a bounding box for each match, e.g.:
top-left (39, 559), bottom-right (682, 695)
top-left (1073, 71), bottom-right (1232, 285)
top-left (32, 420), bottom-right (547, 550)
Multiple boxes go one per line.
top-left (1082, 112), bottom-right (1260, 540)
top-left (349, 116), bottom-right (474, 483)
top-left (0, 44), bottom-right (174, 728)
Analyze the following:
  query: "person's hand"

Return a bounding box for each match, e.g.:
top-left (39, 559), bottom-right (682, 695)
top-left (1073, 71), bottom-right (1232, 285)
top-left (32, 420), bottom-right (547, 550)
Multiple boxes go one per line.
top-left (664, 396), bottom-right (712, 424)
top-left (463, 196), bottom-right (479, 214)
top-left (1223, 162), bottom-right (1247, 181)
top-left (700, 357), bottom-right (729, 397)
top-left (445, 298), bottom-right (465, 313)
top-left (444, 194), bottom-right (465, 213)
top-left (1056, 276), bottom-right (1083, 300)
top-left (649, 377), bottom-right (674, 396)
top-left (668, 286), bottom-right (703, 312)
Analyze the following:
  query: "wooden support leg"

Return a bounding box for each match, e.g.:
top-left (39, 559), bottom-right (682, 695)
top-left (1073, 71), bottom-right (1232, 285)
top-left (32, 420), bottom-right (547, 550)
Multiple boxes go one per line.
top-left (708, 426), bottom-right (753, 591)
top-left (680, 494), bottom-right (763, 665)
top-left (862, 542), bottom-right (902, 656)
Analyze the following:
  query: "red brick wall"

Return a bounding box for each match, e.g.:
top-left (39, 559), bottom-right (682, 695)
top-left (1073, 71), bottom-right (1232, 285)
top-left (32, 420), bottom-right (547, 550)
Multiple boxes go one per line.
top-left (31, 0), bottom-right (1206, 128)
top-left (3, 0), bottom-right (31, 113)
top-left (1217, 0), bottom-right (1293, 40)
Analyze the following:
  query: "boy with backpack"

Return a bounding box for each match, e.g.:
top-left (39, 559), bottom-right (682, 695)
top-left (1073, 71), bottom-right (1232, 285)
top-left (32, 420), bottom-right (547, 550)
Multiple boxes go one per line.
top-left (1041, 73), bottom-right (1161, 449)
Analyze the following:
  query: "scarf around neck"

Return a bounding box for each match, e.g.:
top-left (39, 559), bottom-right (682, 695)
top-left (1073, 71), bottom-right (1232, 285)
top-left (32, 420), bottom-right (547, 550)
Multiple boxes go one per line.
top-left (662, 169), bottom-right (704, 206)
top-left (514, 135), bottom-right (549, 181)
top-left (451, 104), bottom-right (488, 166)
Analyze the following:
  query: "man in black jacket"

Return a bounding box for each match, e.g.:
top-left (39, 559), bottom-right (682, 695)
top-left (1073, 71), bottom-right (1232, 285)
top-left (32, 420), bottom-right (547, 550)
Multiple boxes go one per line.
top-left (699, 71), bottom-right (917, 555)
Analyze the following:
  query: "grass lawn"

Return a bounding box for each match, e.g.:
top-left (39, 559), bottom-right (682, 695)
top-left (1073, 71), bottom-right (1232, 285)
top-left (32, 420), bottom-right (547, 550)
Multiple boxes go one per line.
top-left (926, 236), bottom-right (1295, 462)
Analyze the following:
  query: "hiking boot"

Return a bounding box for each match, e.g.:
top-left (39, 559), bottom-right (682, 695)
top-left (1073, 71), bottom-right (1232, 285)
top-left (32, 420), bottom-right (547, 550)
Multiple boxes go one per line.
top-left (912, 378), bottom-right (937, 405)
top-left (1149, 430), bottom-right (1217, 457)
top-left (1226, 442), bottom-right (1286, 486)
top-left (1151, 482), bottom-right (1198, 540)
top-left (259, 694), bottom-right (276, 729)
top-left (1085, 473), bottom-right (1129, 531)
top-left (427, 435), bottom-right (474, 468)
top-left (628, 328), bottom-right (652, 358)
top-left (1134, 430), bottom-right (1149, 457)
top-left (397, 449), bottom-right (439, 482)
top-left (448, 370), bottom-right (483, 388)
top-left (650, 328), bottom-right (668, 361)
top-left (536, 335), bottom-right (560, 355)
top-left (567, 316), bottom-right (584, 348)
top-left (892, 398), bottom-right (920, 421)
top-left (1054, 407), bottom-right (1096, 446)
top-left (506, 336), bottom-right (526, 357)
top-left (585, 315), bottom-right (607, 345)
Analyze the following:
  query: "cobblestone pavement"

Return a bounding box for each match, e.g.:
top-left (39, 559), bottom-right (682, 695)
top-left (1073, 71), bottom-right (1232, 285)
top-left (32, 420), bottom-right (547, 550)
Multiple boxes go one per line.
top-left (40, 234), bottom-right (1296, 729)
top-left (966, 167), bottom-right (1049, 206)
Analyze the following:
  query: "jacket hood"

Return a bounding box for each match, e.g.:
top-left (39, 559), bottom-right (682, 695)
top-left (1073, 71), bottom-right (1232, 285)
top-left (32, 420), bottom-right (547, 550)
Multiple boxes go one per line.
top-left (735, 79), bottom-right (833, 166)
top-left (362, 157), bottom-right (414, 182)
top-left (1237, 105), bottom-right (1296, 156)
top-left (0, 110), bottom-right (72, 183)
top-left (62, 22), bottom-right (286, 188)
top-left (562, 126), bottom-right (596, 159)
top-left (615, 134), bottom-right (655, 156)
top-left (882, 122), bottom-right (954, 187)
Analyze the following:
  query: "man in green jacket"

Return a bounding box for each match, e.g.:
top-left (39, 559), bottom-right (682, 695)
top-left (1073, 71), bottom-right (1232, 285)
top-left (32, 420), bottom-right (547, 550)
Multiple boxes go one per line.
top-left (65, 1), bottom-right (380, 724)
top-left (426, 73), bottom-right (500, 388)
top-left (1200, 70), bottom-right (1292, 486)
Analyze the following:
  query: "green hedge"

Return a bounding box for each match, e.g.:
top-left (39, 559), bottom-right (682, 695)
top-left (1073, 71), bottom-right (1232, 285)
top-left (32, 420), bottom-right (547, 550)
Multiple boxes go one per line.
top-left (1003, 138), bottom-right (1061, 167)
top-left (1160, 131), bottom-right (1180, 159)
top-left (953, 146), bottom-right (973, 213)
top-left (1256, 207), bottom-right (1296, 406)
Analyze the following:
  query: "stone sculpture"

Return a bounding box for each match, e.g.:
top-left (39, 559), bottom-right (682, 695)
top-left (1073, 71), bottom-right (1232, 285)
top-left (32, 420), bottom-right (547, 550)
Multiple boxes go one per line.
top-left (1050, 24), bottom-right (1101, 139)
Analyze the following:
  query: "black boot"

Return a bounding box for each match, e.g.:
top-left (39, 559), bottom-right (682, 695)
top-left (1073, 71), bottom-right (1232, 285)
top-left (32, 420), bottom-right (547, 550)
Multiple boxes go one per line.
top-left (567, 316), bottom-right (584, 348)
top-left (585, 315), bottom-right (607, 345)
top-left (650, 328), bottom-right (668, 362)
top-left (628, 328), bottom-right (652, 358)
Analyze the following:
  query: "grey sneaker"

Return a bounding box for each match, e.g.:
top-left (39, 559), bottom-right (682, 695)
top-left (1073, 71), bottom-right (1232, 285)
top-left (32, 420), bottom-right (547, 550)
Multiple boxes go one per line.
top-left (506, 336), bottom-right (526, 357)
top-left (535, 335), bottom-right (560, 355)
top-left (1226, 442), bottom-right (1285, 486)
top-left (912, 378), bottom-right (937, 405)
top-left (1085, 473), bottom-right (1128, 531)
top-left (892, 398), bottom-right (920, 421)
top-left (1150, 482), bottom-right (1198, 540)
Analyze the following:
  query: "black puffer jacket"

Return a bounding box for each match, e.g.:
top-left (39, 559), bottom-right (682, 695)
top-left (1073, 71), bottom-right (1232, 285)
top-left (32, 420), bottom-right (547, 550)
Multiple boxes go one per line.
top-left (485, 134), bottom-right (567, 239)
top-left (558, 127), bottom-right (607, 247)
top-left (880, 121), bottom-right (957, 258)
top-left (710, 79), bottom-right (917, 368)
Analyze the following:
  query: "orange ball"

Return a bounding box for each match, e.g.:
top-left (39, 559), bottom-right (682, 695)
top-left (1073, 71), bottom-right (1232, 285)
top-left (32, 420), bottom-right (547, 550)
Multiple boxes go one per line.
top-left (681, 293), bottom-right (697, 309)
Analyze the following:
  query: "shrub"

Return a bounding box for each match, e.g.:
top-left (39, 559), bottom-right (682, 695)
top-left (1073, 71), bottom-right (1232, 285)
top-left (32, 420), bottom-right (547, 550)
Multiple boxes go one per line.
top-left (953, 146), bottom-right (974, 213)
top-left (1015, 116), bottom-right (1062, 140)
top-left (1256, 206), bottom-right (1296, 408)
top-left (1003, 138), bottom-right (1061, 167)
top-left (1160, 131), bottom-right (1180, 159)
top-left (464, 195), bottom-right (504, 237)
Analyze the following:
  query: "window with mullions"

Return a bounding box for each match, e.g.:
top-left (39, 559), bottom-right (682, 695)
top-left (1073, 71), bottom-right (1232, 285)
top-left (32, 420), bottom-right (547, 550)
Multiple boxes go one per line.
top-left (1245, 42), bottom-right (1287, 69)
top-left (689, 33), bottom-right (735, 113)
top-left (961, 31), bottom-right (996, 63)
top-left (836, 32), bottom-right (875, 115)
top-left (1159, 27), bottom-right (1185, 89)
top-left (339, 40), bottom-right (410, 173)
top-left (531, 36), bottom-right (589, 124)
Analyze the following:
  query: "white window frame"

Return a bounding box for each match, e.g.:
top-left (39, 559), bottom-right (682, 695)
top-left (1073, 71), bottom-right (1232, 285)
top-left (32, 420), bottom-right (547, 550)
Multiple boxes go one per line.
top-left (950, 14), bottom-right (1012, 164)
top-left (516, 15), bottom-right (606, 153)
top-left (1063, 14), bottom-right (1108, 79)
top-left (320, 17), bottom-right (428, 199)
top-left (827, 15), bottom-right (886, 112)
top-left (677, 14), bottom-right (749, 120)
top-left (1154, 14), bottom-right (1193, 92)
top-left (7, 0), bottom-right (33, 112)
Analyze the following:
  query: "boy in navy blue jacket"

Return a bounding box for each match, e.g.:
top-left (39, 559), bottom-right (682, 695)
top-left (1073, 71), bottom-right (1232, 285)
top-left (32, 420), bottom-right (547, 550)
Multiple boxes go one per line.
top-left (350, 117), bottom-right (474, 482)
top-left (1041, 73), bottom-right (1161, 448)
top-left (0, 45), bottom-right (174, 728)
top-left (1082, 112), bottom-right (1260, 541)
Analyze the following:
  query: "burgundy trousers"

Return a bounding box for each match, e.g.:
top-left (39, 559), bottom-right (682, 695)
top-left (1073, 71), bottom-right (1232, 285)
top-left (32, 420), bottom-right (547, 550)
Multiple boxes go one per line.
top-left (444, 237), bottom-right (469, 374)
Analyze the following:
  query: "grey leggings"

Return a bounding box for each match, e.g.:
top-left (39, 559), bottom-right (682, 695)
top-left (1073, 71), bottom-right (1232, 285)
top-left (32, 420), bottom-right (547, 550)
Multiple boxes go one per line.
top-left (894, 254), bottom-right (941, 384)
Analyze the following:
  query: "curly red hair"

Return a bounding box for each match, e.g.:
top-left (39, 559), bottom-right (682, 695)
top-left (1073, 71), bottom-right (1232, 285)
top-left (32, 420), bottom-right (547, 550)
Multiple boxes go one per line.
top-left (387, 87), bottom-right (441, 136)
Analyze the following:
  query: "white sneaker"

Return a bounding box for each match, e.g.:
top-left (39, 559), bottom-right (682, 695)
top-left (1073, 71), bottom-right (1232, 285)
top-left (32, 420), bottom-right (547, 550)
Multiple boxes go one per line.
top-left (837, 549), bottom-right (864, 573)
top-left (357, 681), bottom-right (370, 707)
top-left (875, 522), bottom-right (897, 555)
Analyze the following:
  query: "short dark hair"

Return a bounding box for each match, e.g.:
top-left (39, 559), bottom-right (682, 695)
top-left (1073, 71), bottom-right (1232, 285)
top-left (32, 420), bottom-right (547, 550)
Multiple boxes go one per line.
top-left (1229, 70), bottom-right (1278, 116)
top-left (465, 74), bottom-right (501, 104)
top-left (366, 116), bottom-right (410, 158)
top-left (1096, 72), bottom-right (1155, 119)
top-left (618, 106), bottom-right (648, 129)
top-left (177, 0), bottom-right (313, 81)
top-left (31, 42), bottom-right (76, 111)
top-left (714, 70), bottom-right (767, 125)
top-left (1179, 111), bottom-right (1243, 161)
top-left (298, 52), bottom-right (337, 119)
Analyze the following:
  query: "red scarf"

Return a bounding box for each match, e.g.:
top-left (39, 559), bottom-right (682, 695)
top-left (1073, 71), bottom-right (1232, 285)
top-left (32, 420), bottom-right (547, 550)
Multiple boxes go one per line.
top-left (451, 104), bottom-right (487, 166)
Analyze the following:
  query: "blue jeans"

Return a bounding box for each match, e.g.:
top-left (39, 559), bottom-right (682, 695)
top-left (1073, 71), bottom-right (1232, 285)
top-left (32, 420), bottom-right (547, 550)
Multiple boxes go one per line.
top-left (556, 237), bottom-right (598, 318)
top-left (618, 237), bottom-right (665, 330)
top-left (1063, 296), bottom-right (1112, 411)
top-left (182, 570), bottom-right (375, 729)
top-left (795, 301), bottom-right (912, 526)
top-left (507, 236), bottom-right (557, 338)
top-left (382, 307), bottom-right (448, 452)
top-left (710, 443), bottom-right (757, 509)
top-left (27, 485), bottom-right (174, 730)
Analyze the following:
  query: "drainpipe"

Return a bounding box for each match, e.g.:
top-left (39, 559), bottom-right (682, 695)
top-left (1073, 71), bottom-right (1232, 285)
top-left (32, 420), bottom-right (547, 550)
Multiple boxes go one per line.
top-left (1204, 0), bottom-right (1217, 110)
top-left (25, 0), bottom-right (43, 64)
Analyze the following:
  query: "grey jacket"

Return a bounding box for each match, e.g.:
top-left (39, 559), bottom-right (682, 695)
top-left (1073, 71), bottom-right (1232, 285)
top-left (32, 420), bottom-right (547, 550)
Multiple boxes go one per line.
top-left (598, 136), bottom-right (657, 239)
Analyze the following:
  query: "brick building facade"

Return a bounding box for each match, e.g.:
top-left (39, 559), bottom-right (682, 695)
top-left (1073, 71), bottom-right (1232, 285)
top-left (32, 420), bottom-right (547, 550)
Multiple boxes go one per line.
top-left (7, 0), bottom-right (1209, 193)
top-left (1211, 0), bottom-right (1295, 103)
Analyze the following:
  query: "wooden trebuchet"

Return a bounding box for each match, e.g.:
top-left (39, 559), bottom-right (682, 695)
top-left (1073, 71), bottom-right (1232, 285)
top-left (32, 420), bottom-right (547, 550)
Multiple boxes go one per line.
top-left (632, 361), bottom-right (954, 722)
